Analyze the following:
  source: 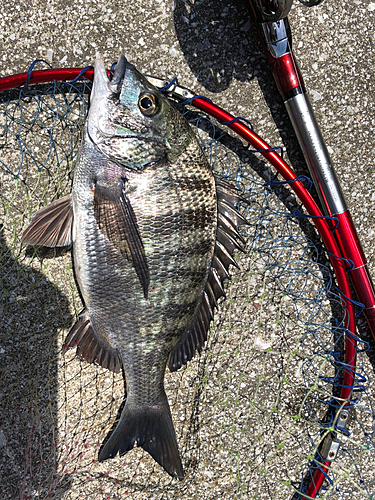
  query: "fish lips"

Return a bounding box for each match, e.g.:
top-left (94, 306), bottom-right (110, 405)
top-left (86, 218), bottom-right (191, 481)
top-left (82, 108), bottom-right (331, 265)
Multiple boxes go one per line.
top-left (87, 55), bottom-right (127, 142)
top-left (92, 54), bottom-right (128, 101)
top-left (109, 54), bottom-right (127, 93)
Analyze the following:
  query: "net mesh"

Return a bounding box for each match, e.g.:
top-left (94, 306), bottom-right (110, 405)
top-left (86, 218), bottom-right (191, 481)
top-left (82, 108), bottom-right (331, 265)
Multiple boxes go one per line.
top-left (0, 77), bottom-right (374, 500)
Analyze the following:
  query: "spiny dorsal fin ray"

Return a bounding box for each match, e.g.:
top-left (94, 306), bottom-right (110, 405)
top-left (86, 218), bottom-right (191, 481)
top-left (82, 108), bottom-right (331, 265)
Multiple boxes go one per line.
top-left (168, 177), bottom-right (248, 372)
top-left (203, 290), bottom-right (214, 320)
top-left (205, 278), bottom-right (218, 310)
top-left (212, 254), bottom-right (231, 281)
top-left (217, 226), bottom-right (246, 254)
top-left (21, 194), bottom-right (73, 248)
top-left (218, 212), bottom-right (246, 246)
top-left (218, 199), bottom-right (249, 229)
top-left (208, 267), bottom-right (226, 300)
top-left (215, 178), bottom-right (250, 208)
top-left (63, 309), bottom-right (121, 373)
top-left (94, 178), bottom-right (150, 298)
top-left (215, 240), bottom-right (239, 271)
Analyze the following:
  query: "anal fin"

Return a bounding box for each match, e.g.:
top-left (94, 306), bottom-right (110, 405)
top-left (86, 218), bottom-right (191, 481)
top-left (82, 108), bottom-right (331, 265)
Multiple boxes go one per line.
top-left (64, 310), bottom-right (121, 373)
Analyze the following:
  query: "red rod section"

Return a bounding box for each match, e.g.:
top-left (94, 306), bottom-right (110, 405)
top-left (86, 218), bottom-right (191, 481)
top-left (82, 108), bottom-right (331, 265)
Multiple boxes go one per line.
top-left (334, 211), bottom-right (375, 337)
top-left (304, 459), bottom-right (331, 498)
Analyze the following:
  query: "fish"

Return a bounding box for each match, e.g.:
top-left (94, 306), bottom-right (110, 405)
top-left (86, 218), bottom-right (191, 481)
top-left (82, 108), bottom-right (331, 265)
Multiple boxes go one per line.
top-left (21, 54), bottom-right (248, 478)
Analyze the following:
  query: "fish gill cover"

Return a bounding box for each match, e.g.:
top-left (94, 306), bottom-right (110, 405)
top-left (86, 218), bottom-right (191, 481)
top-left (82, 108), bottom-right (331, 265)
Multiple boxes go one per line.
top-left (0, 65), bottom-right (374, 500)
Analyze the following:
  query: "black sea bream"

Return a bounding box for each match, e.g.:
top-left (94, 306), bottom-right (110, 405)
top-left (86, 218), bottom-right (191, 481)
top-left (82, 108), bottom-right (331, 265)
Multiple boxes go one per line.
top-left (21, 55), bottom-right (247, 478)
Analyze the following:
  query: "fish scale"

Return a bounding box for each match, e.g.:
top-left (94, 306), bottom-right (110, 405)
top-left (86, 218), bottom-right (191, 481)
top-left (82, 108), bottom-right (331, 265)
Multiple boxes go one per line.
top-left (21, 54), bottom-right (248, 479)
top-left (72, 131), bottom-right (217, 436)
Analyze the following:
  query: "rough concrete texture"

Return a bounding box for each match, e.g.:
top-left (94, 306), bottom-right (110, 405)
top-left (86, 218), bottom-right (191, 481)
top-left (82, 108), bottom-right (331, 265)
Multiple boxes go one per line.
top-left (1, 1), bottom-right (375, 499)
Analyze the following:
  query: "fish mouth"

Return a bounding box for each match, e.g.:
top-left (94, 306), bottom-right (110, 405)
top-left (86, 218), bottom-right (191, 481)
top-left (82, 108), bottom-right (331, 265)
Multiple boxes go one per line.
top-left (92, 54), bottom-right (128, 98)
top-left (88, 54), bottom-right (130, 142)
top-left (109, 54), bottom-right (127, 92)
top-left (89, 54), bottom-right (160, 140)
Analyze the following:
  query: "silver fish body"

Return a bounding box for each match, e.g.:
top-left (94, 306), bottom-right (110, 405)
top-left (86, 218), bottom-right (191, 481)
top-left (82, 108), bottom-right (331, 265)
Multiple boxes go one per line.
top-left (21, 55), bottom-right (247, 478)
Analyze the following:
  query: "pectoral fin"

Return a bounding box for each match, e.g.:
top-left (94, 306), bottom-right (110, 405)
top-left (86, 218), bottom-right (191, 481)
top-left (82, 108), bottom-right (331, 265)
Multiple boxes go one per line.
top-left (21, 194), bottom-right (73, 247)
top-left (94, 178), bottom-right (150, 298)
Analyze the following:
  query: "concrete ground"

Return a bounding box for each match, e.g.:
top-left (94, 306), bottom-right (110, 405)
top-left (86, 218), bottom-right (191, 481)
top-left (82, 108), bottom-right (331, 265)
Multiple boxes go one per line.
top-left (1, 0), bottom-right (375, 499)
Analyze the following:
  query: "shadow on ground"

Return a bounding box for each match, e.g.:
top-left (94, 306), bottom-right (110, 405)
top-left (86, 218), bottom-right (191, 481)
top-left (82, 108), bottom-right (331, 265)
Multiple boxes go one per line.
top-left (174, 0), bottom-right (319, 196)
top-left (0, 224), bottom-right (73, 499)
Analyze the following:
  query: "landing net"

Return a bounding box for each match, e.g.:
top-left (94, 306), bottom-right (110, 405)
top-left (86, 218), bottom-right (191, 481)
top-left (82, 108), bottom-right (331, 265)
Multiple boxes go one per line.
top-left (0, 74), bottom-right (374, 500)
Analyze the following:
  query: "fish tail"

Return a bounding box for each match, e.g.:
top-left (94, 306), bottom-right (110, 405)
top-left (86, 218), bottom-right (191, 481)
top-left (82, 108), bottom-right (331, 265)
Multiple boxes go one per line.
top-left (98, 394), bottom-right (184, 479)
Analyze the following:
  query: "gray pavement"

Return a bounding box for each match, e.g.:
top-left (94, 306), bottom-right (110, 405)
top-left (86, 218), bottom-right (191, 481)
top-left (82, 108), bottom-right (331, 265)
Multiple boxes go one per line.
top-left (1, 0), bottom-right (375, 499)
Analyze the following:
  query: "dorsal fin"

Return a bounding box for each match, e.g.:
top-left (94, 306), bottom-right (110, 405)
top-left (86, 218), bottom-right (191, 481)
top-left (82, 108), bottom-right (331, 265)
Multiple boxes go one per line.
top-left (168, 177), bottom-right (248, 372)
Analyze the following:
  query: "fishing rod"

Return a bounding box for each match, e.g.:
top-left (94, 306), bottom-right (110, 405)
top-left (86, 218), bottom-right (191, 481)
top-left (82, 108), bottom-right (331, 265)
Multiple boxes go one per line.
top-left (244, 0), bottom-right (371, 497)
top-left (246, 0), bottom-right (375, 348)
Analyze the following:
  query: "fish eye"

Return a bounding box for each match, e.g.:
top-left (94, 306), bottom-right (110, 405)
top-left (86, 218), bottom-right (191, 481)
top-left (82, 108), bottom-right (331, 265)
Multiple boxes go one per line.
top-left (138, 92), bottom-right (159, 117)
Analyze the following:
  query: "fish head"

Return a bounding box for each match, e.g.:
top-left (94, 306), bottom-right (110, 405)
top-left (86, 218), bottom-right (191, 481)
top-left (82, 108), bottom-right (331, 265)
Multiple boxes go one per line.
top-left (87, 54), bottom-right (192, 170)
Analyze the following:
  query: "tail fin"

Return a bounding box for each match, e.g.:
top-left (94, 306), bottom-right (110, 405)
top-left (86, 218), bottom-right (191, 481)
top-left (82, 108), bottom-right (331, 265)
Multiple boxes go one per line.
top-left (98, 395), bottom-right (184, 479)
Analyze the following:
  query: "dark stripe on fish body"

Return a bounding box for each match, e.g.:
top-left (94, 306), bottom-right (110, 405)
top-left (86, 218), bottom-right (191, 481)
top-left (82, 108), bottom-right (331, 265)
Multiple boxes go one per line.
top-left (164, 300), bottom-right (197, 320)
top-left (170, 176), bottom-right (214, 197)
top-left (173, 266), bottom-right (208, 283)
top-left (182, 206), bottom-right (216, 230)
top-left (141, 205), bottom-right (214, 233)
top-left (175, 238), bottom-right (214, 260)
top-left (148, 239), bottom-right (215, 261)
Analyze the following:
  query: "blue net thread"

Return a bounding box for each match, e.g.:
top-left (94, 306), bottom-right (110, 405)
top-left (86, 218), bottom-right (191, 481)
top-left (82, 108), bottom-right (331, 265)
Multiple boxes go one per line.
top-left (0, 68), bottom-right (374, 498)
